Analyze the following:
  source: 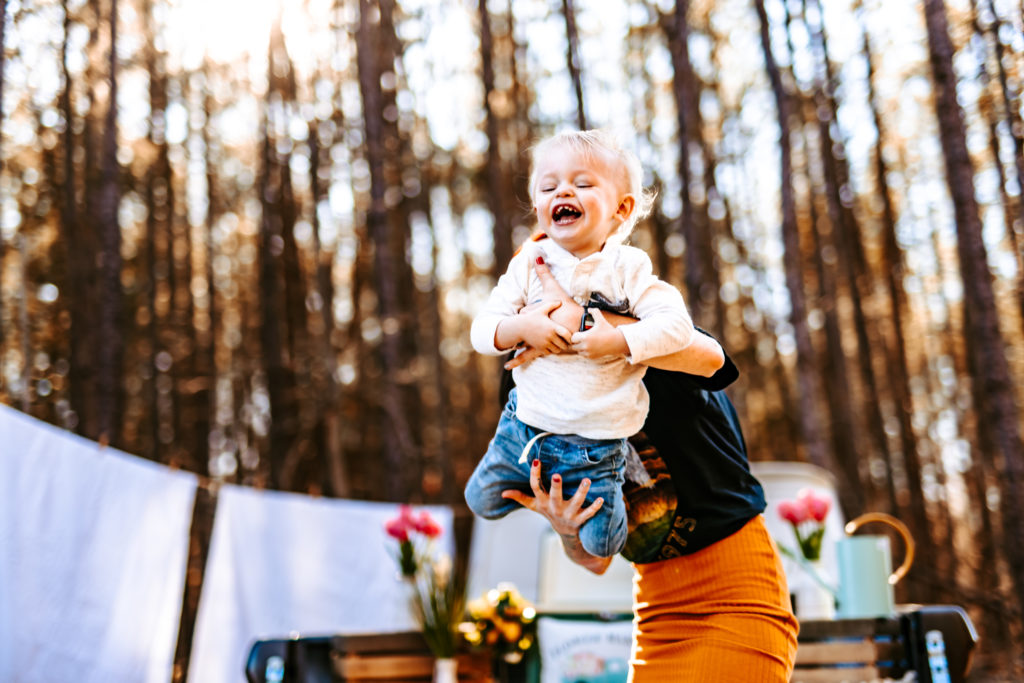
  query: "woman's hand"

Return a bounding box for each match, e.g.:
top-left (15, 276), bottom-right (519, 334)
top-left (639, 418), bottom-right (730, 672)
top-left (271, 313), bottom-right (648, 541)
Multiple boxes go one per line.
top-left (570, 308), bottom-right (629, 359)
top-left (501, 459), bottom-right (613, 574)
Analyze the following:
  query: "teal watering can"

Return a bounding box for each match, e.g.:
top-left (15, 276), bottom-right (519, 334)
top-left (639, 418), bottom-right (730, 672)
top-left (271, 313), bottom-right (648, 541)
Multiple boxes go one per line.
top-left (836, 512), bottom-right (916, 619)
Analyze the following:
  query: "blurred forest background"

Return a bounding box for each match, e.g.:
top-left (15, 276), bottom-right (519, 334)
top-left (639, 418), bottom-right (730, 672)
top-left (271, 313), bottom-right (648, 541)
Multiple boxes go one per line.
top-left (0, 0), bottom-right (1023, 677)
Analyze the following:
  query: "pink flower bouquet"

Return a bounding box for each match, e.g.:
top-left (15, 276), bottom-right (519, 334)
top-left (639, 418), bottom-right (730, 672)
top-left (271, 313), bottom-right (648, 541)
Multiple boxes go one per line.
top-left (385, 504), bottom-right (442, 577)
top-left (777, 488), bottom-right (831, 561)
top-left (384, 505), bottom-right (463, 658)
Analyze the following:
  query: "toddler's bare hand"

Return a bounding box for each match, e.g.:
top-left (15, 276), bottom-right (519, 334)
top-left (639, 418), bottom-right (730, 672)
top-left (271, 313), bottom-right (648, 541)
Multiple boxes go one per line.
top-left (518, 301), bottom-right (572, 354)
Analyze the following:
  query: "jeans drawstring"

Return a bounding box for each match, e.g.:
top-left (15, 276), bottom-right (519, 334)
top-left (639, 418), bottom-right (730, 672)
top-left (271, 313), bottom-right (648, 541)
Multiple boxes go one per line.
top-left (518, 431), bottom-right (552, 465)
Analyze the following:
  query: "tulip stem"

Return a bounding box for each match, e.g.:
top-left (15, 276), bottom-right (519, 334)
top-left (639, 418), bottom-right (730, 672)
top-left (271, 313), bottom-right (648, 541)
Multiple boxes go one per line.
top-left (776, 543), bottom-right (837, 596)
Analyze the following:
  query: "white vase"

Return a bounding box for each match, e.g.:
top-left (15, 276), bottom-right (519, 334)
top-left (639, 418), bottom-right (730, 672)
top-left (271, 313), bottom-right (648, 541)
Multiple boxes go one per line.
top-left (396, 575), bottom-right (419, 627)
top-left (795, 560), bottom-right (836, 620)
top-left (433, 657), bottom-right (458, 683)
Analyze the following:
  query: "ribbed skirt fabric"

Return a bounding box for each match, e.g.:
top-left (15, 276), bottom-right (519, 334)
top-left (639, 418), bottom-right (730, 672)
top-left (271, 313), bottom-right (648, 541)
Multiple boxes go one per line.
top-left (630, 515), bottom-right (799, 682)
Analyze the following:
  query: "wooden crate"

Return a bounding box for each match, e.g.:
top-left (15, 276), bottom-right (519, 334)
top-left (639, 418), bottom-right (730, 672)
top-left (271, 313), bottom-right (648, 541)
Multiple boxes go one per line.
top-left (792, 617), bottom-right (909, 683)
top-left (331, 632), bottom-right (492, 682)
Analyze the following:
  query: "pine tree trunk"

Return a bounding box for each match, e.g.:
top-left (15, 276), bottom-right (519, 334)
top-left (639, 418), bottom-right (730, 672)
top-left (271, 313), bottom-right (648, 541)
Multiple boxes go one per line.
top-left (561, 0), bottom-right (587, 130)
top-left (479, 0), bottom-right (513, 275)
top-left (980, 0), bottom-right (1024, 233)
top-left (0, 0), bottom-right (6, 363)
top-left (143, 0), bottom-right (168, 461)
top-left (960, 309), bottom-right (1013, 647)
top-left (665, 1), bottom-right (713, 323)
top-left (198, 63), bottom-right (218, 478)
top-left (356, 0), bottom-right (417, 500)
top-left (309, 115), bottom-right (350, 498)
top-left (861, 23), bottom-right (916, 519)
top-left (923, 0), bottom-right (1024, 622)
top-left (805, 0), bottom-right (891, 518)
top-left (257, 26), bottom-right (301, 489)
top-left (969, 0), bottom-right (1024, 328)
top-left (803, 122), bottom-right (863, 515)
top-left (96, 0), bottom-right (122, 445)
top-left (59, 0), bottom-right (95, 436)
top-left (754, 0), bottom-right (831, 471)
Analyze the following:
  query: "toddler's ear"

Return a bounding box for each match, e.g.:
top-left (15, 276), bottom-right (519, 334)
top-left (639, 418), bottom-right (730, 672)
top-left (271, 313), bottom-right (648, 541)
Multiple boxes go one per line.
top-left (616, 195), bottom-right (636, 222)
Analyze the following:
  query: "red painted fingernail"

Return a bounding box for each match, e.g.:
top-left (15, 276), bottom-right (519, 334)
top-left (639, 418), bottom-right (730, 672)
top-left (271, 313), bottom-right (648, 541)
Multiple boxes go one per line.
top-left (533, 459), bottom-right (540, 467)
top-left (552, 474), bottom-right (561, 482)
top-left (536, 256), bottom-right (544, 265)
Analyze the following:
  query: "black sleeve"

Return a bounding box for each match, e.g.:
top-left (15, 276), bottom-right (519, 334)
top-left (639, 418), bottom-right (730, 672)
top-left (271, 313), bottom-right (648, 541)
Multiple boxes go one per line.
top-left (498, 353), bottom-right (516, 408)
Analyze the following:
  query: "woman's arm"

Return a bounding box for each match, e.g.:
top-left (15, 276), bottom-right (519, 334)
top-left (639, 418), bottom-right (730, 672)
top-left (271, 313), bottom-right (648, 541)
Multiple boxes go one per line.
top-left (647, 328), bottom-right (725, 375)
top-left (506, 259), bottom-right (725, 375)
top-left (500, 459), bottom-right (613, 575)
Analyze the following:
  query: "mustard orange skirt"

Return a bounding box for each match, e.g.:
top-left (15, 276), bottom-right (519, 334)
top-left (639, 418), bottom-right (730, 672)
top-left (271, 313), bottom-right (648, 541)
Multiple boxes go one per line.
top-left (630, 515), bottom-right (799, 682)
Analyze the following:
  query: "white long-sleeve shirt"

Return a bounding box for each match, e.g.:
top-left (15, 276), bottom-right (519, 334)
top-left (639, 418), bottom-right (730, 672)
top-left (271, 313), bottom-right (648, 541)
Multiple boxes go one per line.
top-left (471, 237), bottom-right (694, 439)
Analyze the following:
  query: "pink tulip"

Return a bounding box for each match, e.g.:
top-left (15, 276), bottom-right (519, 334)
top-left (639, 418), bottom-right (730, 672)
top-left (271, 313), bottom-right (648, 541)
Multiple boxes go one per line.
top-left (777, 499), bottom-right (809, 525)
top-left (398, 504), bottom-right (416, 523)
top-left (385, 505), bottom-right (444, 543)
top-left (798, 488), bottom-right (831, 522)
top-left (384, 505), bottom-right (417, 541)
top-left (384, 516), bottom-right (410, 542)
top-left (413, 510), bottom-right (442, 538)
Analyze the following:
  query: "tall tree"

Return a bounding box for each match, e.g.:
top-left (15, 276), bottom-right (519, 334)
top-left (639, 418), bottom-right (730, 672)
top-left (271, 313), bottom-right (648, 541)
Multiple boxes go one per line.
top-left (754, 0), bottom-right (832, 474)
top-left (356, 0), bottom-right (418, 500)
top-left (664, 1), bottom-right (715, 326)
top-left (142, 0), bottom-right (170, 461)
top-left (0, 0), bottom-right (7, 367)
top-left (478, 0), bottom-right (513, 274)
top-left (922, 0), bottom-right (1024, 620)
top-left (59, 0), bottom-right (95, 436)
top-left (805, 0), bottom-right (896, 518)
top-left (980, 0), bottom-right (1024, 234)
top-left (308, 112), bottom-right (350, 498)
top-left (969, 0), bottom-right (1024, 324)
top-left (96, 0), bottom-right (122, 444)
top-left (802, 120), bottom-right (865, 515)
top-left (257, 19), bottom-right (302, 489)
top-left (860, 18), bottom-right (915, 519)
top-left (561, 0), bottom-right (587, 129)
top-left (198, 66), bottom-right (217, 478)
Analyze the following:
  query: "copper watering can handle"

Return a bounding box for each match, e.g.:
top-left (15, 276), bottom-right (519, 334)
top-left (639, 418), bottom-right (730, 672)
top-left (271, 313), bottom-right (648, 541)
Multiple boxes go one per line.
top-left (844, 512), bottom-right (916, 585)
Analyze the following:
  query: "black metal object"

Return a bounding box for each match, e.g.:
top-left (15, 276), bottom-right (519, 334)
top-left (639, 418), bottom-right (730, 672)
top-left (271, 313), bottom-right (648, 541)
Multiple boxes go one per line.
top-left (796, 605), bottom-right (978, 683)
top-left (245, 636), bottom-right (336, 683)
top-left (901, 605), bottom-right (978, 683)
top-left (243, 605), bottom-right (977, 683)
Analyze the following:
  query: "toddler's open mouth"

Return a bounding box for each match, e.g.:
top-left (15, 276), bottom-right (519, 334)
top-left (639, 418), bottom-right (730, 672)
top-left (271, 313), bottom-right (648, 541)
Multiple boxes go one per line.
top-left (552, 204), bottom-right (582, 224)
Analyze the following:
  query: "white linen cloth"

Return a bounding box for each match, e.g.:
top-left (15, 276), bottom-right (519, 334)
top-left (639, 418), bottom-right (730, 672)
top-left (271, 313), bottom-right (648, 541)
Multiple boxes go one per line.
top-left (471, 237), bottom-right (694, 439)
top-left (537, 616), bottom-right (632, 683)
top-left (188, 485), bottom-right (453, 682)
top-left (0, 403), bottom-right (198, 683)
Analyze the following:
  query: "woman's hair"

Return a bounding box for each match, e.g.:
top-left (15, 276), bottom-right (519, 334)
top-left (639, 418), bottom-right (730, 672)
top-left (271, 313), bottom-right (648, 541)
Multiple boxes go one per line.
top-left (527, 129), bottom-right (657, 240)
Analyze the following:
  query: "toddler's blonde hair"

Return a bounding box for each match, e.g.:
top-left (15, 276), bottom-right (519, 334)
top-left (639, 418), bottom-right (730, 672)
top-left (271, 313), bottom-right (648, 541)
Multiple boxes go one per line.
top-left (528, 129), bottom-right (656, 241)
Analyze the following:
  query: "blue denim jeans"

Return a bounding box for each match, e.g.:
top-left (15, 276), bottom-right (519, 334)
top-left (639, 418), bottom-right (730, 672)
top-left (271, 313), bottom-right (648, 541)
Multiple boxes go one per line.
top-left (464, 389), bottom-right (628, 558)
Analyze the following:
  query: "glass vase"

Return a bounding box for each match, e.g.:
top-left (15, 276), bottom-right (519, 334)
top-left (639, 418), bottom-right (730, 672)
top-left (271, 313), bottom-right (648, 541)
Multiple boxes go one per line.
top-left (433, 656), bottom-right (458, 683)
top-left (795, 560), bottom-right (836, 620)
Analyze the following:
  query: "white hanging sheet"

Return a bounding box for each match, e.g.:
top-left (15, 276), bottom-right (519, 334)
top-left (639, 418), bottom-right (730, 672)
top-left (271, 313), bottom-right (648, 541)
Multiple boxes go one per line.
top-left (0, 404), bottom-right (198, 683)
top-left (188, 484), bottom-right (453, 682)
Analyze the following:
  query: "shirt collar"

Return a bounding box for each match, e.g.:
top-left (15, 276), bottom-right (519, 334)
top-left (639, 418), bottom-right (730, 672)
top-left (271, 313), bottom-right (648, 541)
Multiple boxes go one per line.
top-left (532, 235), bottom-right (612, 266)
